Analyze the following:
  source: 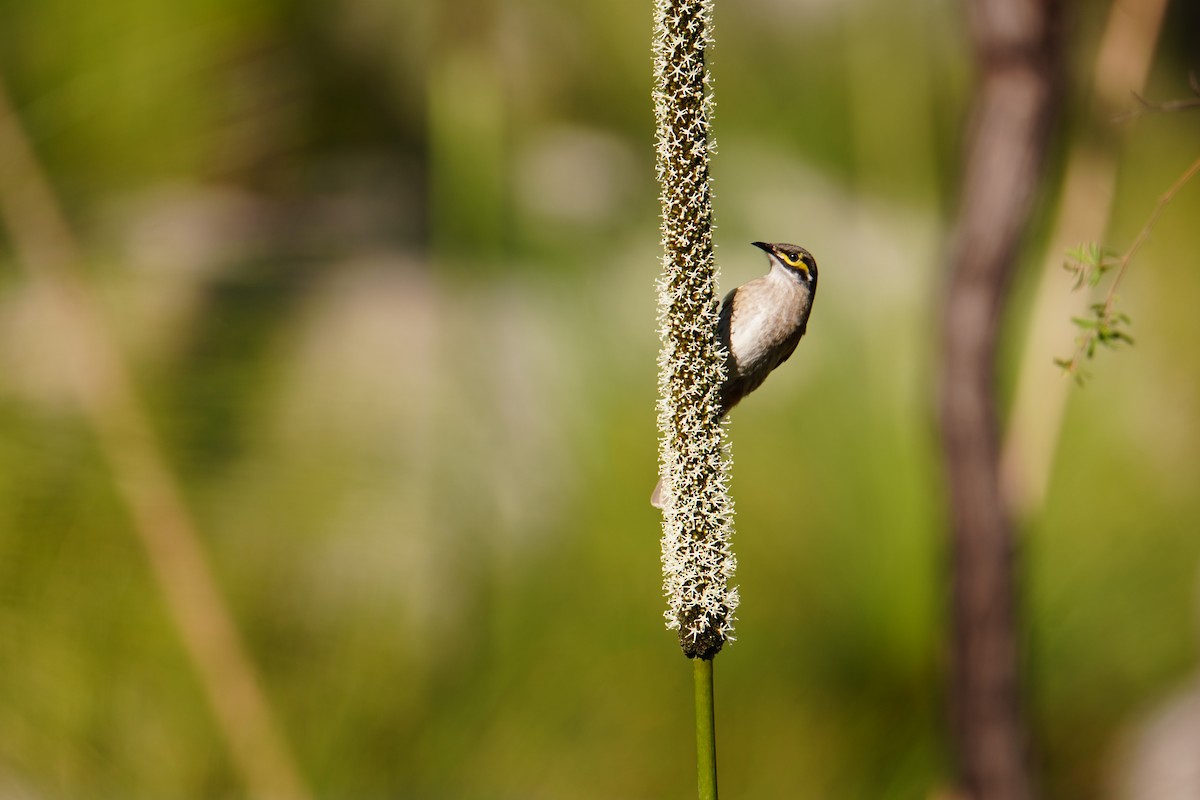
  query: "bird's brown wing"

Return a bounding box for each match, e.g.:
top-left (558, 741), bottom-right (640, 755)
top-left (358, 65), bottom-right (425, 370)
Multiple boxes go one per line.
top-left (716, 288), bottom-right (746, 414)
top-left (773, 333), bottom-right (802, 370)
top-left (716, 287), bottom-right (736, 353)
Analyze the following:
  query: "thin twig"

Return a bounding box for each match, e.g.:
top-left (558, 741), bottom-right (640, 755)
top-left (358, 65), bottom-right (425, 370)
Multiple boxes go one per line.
top-left (1058, 153), bottom-right (1200, 376)
top-left (1104, 153), bottom-right (1200, 305)
top-left (1114, 72), bottom-right (1200, 122)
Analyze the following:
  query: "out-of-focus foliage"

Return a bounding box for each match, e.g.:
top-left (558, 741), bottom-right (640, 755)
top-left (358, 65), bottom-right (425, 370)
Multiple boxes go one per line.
top-left (0, 0), bottom-right (1198, 797)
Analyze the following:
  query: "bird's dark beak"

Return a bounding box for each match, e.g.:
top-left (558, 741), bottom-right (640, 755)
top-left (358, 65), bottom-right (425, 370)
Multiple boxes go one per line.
top-left (751, 241), bottom-right (773, 254)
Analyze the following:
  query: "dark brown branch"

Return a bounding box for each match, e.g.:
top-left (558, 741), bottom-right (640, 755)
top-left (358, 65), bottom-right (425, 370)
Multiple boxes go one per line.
top-left (938, 0), bottom-right (1062, 798)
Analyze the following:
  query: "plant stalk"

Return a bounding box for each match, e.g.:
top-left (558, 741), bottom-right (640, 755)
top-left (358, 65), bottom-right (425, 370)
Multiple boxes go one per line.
top-left (694, 656), bottom-right (718, 800)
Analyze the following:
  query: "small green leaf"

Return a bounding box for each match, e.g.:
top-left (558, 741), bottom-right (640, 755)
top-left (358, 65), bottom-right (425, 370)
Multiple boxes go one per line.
top-left (1065, 244), bottom-right (1087, 264)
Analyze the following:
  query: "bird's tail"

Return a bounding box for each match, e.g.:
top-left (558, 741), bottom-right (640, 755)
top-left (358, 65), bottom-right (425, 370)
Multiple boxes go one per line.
top-left (650, 477), bottom-right (665, 509)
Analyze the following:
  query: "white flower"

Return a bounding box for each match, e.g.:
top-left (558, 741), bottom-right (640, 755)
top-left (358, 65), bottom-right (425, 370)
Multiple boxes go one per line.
top-left (653, 0), bottom-right (737, 659)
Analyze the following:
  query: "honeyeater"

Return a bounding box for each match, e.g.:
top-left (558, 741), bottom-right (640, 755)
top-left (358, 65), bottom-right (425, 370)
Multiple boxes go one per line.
top-left (652, 241), bottom-right (818, 508)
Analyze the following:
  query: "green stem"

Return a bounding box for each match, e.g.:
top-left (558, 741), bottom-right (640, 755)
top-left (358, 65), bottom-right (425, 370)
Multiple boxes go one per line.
top-left (694, 656), bottom-right (718, 800)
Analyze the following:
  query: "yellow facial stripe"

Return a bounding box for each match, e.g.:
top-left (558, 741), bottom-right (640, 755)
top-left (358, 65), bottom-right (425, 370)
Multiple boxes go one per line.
top-left (779, 251), bottom-right (808, 272)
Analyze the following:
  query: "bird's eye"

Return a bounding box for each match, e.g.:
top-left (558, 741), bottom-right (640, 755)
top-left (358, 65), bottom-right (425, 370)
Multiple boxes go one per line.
top-left (781, 252), bottom-right (808, 271)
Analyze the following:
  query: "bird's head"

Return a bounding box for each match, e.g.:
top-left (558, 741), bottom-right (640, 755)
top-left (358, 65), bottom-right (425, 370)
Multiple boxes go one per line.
top-left (752, 241), bottom-right (817, 285)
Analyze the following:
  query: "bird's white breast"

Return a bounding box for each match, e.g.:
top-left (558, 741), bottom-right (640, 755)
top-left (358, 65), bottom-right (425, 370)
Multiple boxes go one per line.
top-left (728, 263), bottom-right (805, 366)
top-left (729, 301), bottom-right (774, 364)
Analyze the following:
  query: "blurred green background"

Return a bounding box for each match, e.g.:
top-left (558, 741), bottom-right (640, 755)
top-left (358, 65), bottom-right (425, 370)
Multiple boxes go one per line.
top-left (1, 0), bottom-right (1199, 796)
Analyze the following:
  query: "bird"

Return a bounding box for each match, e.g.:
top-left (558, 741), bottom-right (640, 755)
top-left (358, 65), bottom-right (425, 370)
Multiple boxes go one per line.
top-left (652, 241), bottom-right (818, 509)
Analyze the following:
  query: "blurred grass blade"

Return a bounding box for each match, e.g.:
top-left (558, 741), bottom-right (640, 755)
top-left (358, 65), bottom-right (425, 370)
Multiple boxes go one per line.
top-left (0, 73), bottom-right (311, 800)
